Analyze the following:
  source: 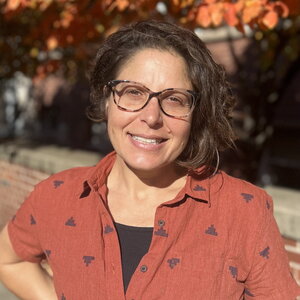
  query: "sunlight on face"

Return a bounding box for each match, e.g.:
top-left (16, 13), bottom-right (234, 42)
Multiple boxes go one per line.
top-left (106, 48), bottom-right (192, 175)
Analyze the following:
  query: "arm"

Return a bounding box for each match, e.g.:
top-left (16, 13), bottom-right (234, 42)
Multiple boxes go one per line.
top-left (244, 195), bottom-right (300, 299)
top-left (0, 224), bottom-right (57, 300)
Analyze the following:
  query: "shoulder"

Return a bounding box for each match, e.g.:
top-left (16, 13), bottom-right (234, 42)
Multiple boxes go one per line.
top-left (27, 165), bottom-right (98, 208)
top-left (37, 165), bottom-right (95, 190)
top-left (26, 152), bottom-right (115, 207)
top-left (207, 172), bottom-right (276, 255)
top-left (217, 170), bottom-right (272, 209)
top-left (209, 171), bottom-right (273, 233)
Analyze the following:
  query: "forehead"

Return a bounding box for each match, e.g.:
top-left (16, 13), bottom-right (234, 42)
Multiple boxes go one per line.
top-left (115, 48), bottom-right (192, 90)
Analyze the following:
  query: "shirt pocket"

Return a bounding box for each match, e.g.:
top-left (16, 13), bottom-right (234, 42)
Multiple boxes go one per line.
top-left (164, 254), bottom-right (225, 300)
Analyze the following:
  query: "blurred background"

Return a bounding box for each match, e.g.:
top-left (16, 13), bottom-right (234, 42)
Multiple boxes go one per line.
top-left (0, 0), bottom-right (300, 298)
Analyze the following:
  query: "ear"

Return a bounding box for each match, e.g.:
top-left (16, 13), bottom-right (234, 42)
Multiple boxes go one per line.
top-left (105, 100), bottom-right (109, 113)
top-left (103, 85), bottom-right (110, 120)
top-left (103, 84), bottom-right (109, 96)
top-left (104, 97), bottom-right (110, 121)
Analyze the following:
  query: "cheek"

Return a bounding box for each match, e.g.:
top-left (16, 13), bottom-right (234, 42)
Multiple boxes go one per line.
top-left (106, 106), bottom-right (119, 140)
top-left (172, 121), bottom-right (191, 147)
top-left (182, 117), bottom-right (192, 143)
top-left (106, 103), bottom-right (135, 136)
top-left (106, 100), bottom-right (120, 127)
top-left (105, 97), bottom-right (114, 119)
top-left (181, 129), bottom-right (191, 148)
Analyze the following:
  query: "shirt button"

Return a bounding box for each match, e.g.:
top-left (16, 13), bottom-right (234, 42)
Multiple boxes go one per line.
top-left (158, 219), bottom-right (165, 226)
top-left (140, 265), bottom-right (148, 272)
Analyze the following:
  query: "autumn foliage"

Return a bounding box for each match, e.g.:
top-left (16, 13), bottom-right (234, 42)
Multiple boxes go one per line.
top-left (194, 0), bottom-right (288, 30)
top-left (0, 0), bottom-right (294, 79)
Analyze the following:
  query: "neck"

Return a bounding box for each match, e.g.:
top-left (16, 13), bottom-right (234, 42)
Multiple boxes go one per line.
top-left (107, 155), bottom-right (187, 202)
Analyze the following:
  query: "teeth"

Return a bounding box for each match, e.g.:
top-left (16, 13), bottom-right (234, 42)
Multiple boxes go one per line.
top-left (131, 135), bottom-right (162, 144)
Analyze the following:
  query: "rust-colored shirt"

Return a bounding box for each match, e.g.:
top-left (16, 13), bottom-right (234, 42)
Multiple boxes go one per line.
top-left (8, 152), bottom-right (300, 300)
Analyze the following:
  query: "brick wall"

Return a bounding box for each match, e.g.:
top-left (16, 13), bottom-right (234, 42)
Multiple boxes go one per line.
top-left (283, 236), bottom-right (300, 285)
top-left (0, 160), bottom-right (48, 229)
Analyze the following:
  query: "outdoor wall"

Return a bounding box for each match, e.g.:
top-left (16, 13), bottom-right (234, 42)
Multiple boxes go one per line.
top-left (0, 142), bottom-right (299, 285)
top-left (0, 142), bottom-right (101, 228)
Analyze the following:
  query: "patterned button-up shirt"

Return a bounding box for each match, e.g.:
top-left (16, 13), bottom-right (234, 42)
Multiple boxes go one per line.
top-left (8, 152), bottom-right (300, 299)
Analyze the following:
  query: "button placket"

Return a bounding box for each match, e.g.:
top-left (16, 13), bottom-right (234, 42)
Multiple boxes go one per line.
top-left (154, 214), bottom-right (168, 237)
top-left (99, 209), bottom-right (124, 298)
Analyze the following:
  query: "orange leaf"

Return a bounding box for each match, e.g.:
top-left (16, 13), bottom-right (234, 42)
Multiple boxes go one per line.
top-left (224, 3), bottom-right (239, 27)
top-left (47, 36), bottom-right (58, 50)
top-left (66, 34), bottom-right (74, 44)
top-left (39, 0), bottom-right (53, 11)
top-left (261, 10), bottom-right (278, 29)
top-left (60, 11), bottom-right (74, 28)
top-left (259, 0), bottom-right (268, 6)
top-left (175, 0), bottom-right (195, 8)
top-left (116, 0), bottom-right (129, 11)
top-left (103, 0), bottom-right (113, 6)
top-left (196, 5), bottom-right (211, 27)
top-left (203, 0), bottom-right (216, 4)
top-left (182, 0), bottom-right (195, 7)
top-left (273, 1), bottom-right (289, 17)
top-left (5, 0), bottom-right (21, 11)
top-left (242, 2), bottom-right (262, 23)
top-left (235, 0), bottom-right (244, 13)
top-left (186, 6), bottom-right (198, 22)
top-left (210, 3), bottom-right (223, 26)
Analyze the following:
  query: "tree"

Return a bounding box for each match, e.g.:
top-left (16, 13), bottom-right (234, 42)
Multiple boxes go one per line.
top-left (0, 0), bottom-right (293, 80)
top-left (225, 14), bottom-right (300, 185)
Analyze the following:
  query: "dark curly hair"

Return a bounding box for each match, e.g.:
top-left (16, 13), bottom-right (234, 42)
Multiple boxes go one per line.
top-left (87, 19), bottom-right (236, 176)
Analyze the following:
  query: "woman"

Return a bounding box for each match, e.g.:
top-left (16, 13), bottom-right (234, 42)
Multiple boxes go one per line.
top-left (0, 20), bottom-right (299, 300)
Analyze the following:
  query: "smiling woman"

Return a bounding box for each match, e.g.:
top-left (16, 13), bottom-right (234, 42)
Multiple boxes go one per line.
top-left (88, 20), bottom-right (236, 175)
top-left (0, 20), bottom-right (299, 300)
top-left (106, 49), bottom-right (192, 177)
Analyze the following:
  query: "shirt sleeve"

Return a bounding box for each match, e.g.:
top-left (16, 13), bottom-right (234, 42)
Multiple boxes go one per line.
top-left (7, 185), bottom-right (44, 263)
top-left (244, 194), bottom-right (300, 299)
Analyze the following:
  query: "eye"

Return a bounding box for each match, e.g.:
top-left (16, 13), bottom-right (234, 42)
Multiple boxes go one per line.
top-left (124, 88), bottom-right (144, 96)
top-left (164, 95), bottom-right (187, 106)
top-left (168, 96), bottom-right (183, 103)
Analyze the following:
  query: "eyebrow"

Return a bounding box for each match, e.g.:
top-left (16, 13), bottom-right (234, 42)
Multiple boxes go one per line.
top-left (113, 80), bottom-right (196, 94)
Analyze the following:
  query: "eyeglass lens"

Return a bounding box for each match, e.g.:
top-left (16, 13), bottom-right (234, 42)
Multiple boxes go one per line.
top-left (113, 81), bottom-right (193, 117)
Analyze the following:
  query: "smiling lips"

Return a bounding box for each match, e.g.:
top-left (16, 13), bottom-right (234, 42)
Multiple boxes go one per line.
top-left (129, 133), bottom-right (167, 145)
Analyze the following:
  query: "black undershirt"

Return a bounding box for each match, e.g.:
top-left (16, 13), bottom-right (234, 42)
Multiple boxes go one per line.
top-left (114, 222), bottom-right (153, 293)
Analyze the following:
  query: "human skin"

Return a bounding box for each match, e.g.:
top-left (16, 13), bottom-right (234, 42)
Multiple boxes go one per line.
top-left (106, 48), bottom-right (194, 227)
top-left (106, 48), bottom-right (193, 180)
top-left (0, 225), bottom-right (57, 300)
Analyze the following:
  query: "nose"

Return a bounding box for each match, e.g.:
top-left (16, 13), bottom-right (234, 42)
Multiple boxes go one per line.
top-left (139, 97), bottom-right (163, 128)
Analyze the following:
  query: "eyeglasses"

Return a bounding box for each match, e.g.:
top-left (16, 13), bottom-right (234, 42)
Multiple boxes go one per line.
top-left (106, 80), bottom-right (197, 118)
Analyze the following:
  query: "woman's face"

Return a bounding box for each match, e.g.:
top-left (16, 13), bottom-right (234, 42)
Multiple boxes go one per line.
top-left (106, 48), bottom-right (193, 174)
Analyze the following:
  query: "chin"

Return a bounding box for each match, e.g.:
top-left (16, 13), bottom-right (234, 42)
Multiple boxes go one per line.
top-left (123, 155), bottom-right (173, 173)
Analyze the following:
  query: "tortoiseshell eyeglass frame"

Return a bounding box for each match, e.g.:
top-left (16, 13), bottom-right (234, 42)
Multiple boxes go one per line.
top-left (106, 80), bottom-right (198, 119)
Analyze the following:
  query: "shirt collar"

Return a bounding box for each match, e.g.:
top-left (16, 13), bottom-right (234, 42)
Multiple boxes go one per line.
top-left (81, 151), bottom-right (222, 207)
top-left (88, 151), bottom-right (116, 189)
top-left (185, 170), bottom-right (224, 207)
top-left (158, 170), bottom-right (213, 207)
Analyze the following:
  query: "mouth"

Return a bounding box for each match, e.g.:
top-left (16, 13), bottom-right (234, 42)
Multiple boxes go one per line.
top-left (129, 134), bottom-right (167, 145)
